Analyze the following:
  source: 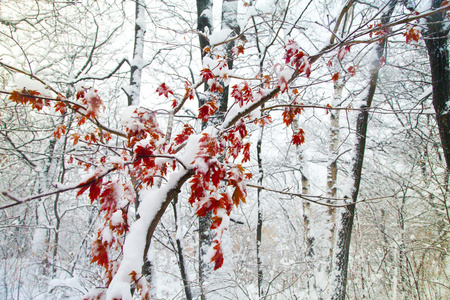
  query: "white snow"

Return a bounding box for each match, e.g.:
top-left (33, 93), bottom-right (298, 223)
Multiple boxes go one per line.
top-left (13, 74), bottom-right (51, 97)
top-left (106, 170), bottom-right (191, 300)
top-left (209, 28), bottom-right (233, 46)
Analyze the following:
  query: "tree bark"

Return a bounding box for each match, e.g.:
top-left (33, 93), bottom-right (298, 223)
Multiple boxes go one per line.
top-left (332, 1), bottom-right (398, 299)
top-left (196, 0), bottom-right (239, 297)
top-left (127, 0), bottom-right (146, 107)
top-left (172, 196), bottom-right (193, 300)
top-left (423, 0), bottom-right (450, 170)
top-left (256, 124), bottom-right (264, 298)
top-left (196, 1), bottom-right (214, 297)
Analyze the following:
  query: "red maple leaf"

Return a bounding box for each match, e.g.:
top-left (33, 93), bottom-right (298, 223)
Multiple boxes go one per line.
top-left (282, 106), bottom-right (302, 126)
top-left (156, 83), bottom-right (174, 98)
top-left (211, 240), bottom-right (224, 270)
top-left (292, 128), bottom-right (305, 146)
top-left (404, 26), bottom-right (421, 44)
top-left (232, 185), bottom-right (246, 207)
top-left (89, 177), bottom-right (103, 203)
top-left (198, 100), bottom-right (218, 123)
top-left (200, 68), bottom-right (215, 82)
top-left (83, 88), bottom-right (104, 119)
top-left (91, 239), bottom-right (109, 268)
top-left (99, 181), bottom-right (119, 214)
top-left (231, 84), bottom-right (244, 106)
top-left (173, 124), bottom-right (194, 145)
top-left (209, 80), bottom-right (223, 93)
top-left (231, 45), bottom-right (245, 56)
top-left (242, 143), bottom-right (251, 163)
top-left (332, 72), bottom-right (339, 82)
top-left (54, 100), bottom-right (66, 114)
top-left (210, 216), bottom-right (223, 230)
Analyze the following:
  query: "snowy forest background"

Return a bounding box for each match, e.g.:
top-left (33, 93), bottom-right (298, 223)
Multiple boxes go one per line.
top-left (0, 0), bottom-right (449, 299)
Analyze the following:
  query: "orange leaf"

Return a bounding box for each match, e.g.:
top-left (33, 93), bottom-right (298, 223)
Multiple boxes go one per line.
top-left (53, 124), bottom-right (66, 139)
top-left (71, 133), bottom-right (81, 145)
top-left (232, 186), bottom-right (246, 207)
top-left (54, 101), bottom-right (66, 114)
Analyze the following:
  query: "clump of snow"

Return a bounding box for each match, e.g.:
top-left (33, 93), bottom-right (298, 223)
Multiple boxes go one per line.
top-left (14, 74), bottom-right (51, 97)
top-left (48, 276), bottom-right (86, 293)
top-left (210, 28), bottom-right (233, 46)
top-left (106, 170), bottom-right (190, 299)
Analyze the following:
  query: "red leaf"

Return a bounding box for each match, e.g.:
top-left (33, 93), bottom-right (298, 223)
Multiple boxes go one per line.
top-left (77, 185), bottom-right (90, 197)
top-left (209, 80), bottom-right (223, 93)
top-left (200, 68), bottom-right (215, 82)
top-left (404, 26), bottom-right (420, 44)
top-left (203, 46), bottom-right (211, 55)
top-left (87, 90), bottom-right (103, 118)
top-left (278, 75), bottom-right (288, 93)
top-left (282, 106), bottom-right (303, 126)
top-left (231, 45), bottom-right (245, 56)
top-left (210, 216), bottom-right (223, 230)
top-left (174, 124), bottom-right (194, 145)
top-left (242, 143), bottom-right (251, 163)
top-left (347, 66), bottom-right (356, 76)
top-left (9, 89), bottom-right (43, 109)
top-left (198, 100), bottom-right (218, 123)
top-left (99, 181), bottom-right (119, 214)
top-left (188, 174), bottom-right (207, 204)
top-left (91, 239), bottom-right (109, 268)
top-left (54, 100), bottom-right (66, 114)
top-left (231, 84), bottom-right (243, 106)
top-left (89, 178), bottom-right (103, 203)
top-left (156, 83), bottom-right (174, 98)
top-left (211, 241), bottom-right (224, 270)
top-left (211, 163), bottom-right (225, 187)
top-left (292, 128), bottom-right (305, 146)
top-left (331, 72), bottom-right (339, 82)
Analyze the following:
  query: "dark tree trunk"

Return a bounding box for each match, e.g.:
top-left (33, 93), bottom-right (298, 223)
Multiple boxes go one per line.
top-left (196, 0), bottom-right (239, 298)
top-left (256, 125), bottom-right (264, 298)
top-left (127, 0), bottom-right (146, 107)
top-left (424, 0), bottom-right (450, 170)
top-left (196, 1), bottom-right (214, 298)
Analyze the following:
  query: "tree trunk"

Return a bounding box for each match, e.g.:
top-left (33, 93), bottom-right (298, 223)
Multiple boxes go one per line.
top-left (171, 196), bottom-right (193, 300)
top-left (423, 0), bottom-right (450, 171)
top-left (196, 1), bottom-right (214, 297)
top-left (256, 124), bottom-right (264, 298)
top-left (127, 0), bottom-right (146, 107)
top-left (332, 1), bottom-right (398, 299)
top-left (196, 0), bottom-right (239, 297)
